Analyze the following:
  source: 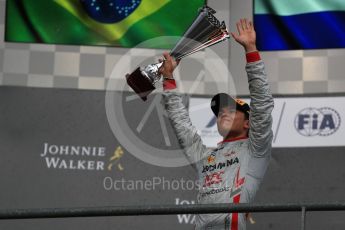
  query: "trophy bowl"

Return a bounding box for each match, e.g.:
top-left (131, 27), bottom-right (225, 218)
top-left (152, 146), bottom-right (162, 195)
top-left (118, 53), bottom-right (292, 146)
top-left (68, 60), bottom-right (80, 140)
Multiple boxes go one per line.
top-left (126, 6), bottom-right (230, 101)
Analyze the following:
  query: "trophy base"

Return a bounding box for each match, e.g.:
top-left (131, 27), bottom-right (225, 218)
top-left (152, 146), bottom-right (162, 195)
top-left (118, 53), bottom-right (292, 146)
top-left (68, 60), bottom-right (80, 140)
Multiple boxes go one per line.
top-left (126, 67), bottom-right (156, 101)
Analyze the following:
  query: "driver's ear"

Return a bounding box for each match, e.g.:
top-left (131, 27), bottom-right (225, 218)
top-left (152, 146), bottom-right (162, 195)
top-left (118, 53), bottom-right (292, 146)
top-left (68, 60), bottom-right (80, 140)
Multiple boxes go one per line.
top-left (244, 119), bottom-right (249, 129)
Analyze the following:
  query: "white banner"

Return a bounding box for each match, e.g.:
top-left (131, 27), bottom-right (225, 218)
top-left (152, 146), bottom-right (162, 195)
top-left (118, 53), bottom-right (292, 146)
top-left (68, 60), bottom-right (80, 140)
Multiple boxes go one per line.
top-left (189, 96), bottom-right (344, 148)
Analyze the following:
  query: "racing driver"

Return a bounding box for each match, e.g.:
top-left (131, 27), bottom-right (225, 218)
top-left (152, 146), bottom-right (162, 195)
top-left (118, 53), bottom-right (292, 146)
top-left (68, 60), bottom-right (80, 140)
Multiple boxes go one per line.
top-left (160, 18), bottom-right (274, 230)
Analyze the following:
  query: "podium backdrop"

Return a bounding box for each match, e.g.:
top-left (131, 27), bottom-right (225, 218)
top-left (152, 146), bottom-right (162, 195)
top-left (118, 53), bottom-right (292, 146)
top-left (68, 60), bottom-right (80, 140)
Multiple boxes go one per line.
top-left (1, 86), bottom-right (345, 229)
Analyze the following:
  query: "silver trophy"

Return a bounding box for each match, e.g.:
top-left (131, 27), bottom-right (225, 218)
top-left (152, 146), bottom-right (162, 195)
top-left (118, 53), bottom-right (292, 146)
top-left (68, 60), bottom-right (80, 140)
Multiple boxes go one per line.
top-left (126, 6), bottom-right (230, 101)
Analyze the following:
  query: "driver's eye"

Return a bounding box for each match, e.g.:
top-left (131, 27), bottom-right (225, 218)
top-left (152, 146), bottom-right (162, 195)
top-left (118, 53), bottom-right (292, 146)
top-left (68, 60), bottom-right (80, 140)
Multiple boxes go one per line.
top-left (218, 109), bottom-right (236, 116)
top-left (225, 109), bottom-right (236, 114)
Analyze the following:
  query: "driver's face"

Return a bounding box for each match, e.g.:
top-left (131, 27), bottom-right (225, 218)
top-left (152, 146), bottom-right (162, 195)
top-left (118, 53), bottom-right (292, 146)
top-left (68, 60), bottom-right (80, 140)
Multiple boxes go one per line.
top-left (217, 106), bottom-right (247, 138)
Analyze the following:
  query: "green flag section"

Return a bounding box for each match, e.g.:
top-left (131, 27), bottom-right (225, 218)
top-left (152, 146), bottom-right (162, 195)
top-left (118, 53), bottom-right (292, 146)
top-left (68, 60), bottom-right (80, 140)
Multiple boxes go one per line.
top-left (255, 0), bottom-right (345, 16)
top-left (5, 0), bottom-right (205, 48)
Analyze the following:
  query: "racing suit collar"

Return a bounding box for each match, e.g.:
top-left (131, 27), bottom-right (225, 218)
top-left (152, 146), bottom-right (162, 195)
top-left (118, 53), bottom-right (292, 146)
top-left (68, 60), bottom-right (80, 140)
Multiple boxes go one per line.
top-left (218, 136), bottom-right (248, 146)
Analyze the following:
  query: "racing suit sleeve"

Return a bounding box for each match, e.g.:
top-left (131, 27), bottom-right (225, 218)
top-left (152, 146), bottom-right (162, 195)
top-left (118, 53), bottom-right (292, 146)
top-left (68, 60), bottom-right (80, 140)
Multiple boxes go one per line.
top-left (243, 52), bottom-right (274, 202)
top-left (246, 52), bottom-right (274, 157)
top-left (162, 89), bottom-right (209, 163)
top-left (242, 52), bottom-right (274, 202)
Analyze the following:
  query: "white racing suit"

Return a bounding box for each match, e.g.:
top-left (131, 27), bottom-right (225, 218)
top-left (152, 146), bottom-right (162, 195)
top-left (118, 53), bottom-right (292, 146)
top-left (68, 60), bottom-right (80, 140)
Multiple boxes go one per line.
top-left (163, 59), bottom-right (274, 230)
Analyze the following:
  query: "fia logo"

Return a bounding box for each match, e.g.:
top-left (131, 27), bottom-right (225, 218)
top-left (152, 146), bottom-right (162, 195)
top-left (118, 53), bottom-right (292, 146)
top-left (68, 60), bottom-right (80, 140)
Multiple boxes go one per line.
top-left (294, 107), bottom-right (341, 137)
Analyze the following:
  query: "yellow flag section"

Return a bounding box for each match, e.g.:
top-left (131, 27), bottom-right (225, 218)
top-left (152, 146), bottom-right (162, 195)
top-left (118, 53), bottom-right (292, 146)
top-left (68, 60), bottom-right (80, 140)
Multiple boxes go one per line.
top-left (54, 0), bottom-right (170, 42)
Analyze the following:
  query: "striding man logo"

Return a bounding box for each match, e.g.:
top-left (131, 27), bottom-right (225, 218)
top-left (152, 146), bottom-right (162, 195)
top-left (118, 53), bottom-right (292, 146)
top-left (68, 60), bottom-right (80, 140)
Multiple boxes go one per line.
top-left (108, 146), bottom-right (125, 171)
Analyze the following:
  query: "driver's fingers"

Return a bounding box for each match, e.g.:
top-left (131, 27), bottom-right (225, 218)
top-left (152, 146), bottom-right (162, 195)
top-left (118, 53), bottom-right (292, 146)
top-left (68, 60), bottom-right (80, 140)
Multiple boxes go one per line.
top-left (162, 52), bottom-right (171, 61)
top-left (241, 18), bottom-right (248, 30)
top-left (243, 18), bottom-right (249, 30)
top-left (248, 21), bottom-right (253, 29)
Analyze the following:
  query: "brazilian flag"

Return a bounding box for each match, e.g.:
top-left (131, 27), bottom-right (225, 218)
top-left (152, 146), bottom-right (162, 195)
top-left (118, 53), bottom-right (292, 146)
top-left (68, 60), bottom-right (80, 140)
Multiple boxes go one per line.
top-left (5, 0), bottom-right (205, 48)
